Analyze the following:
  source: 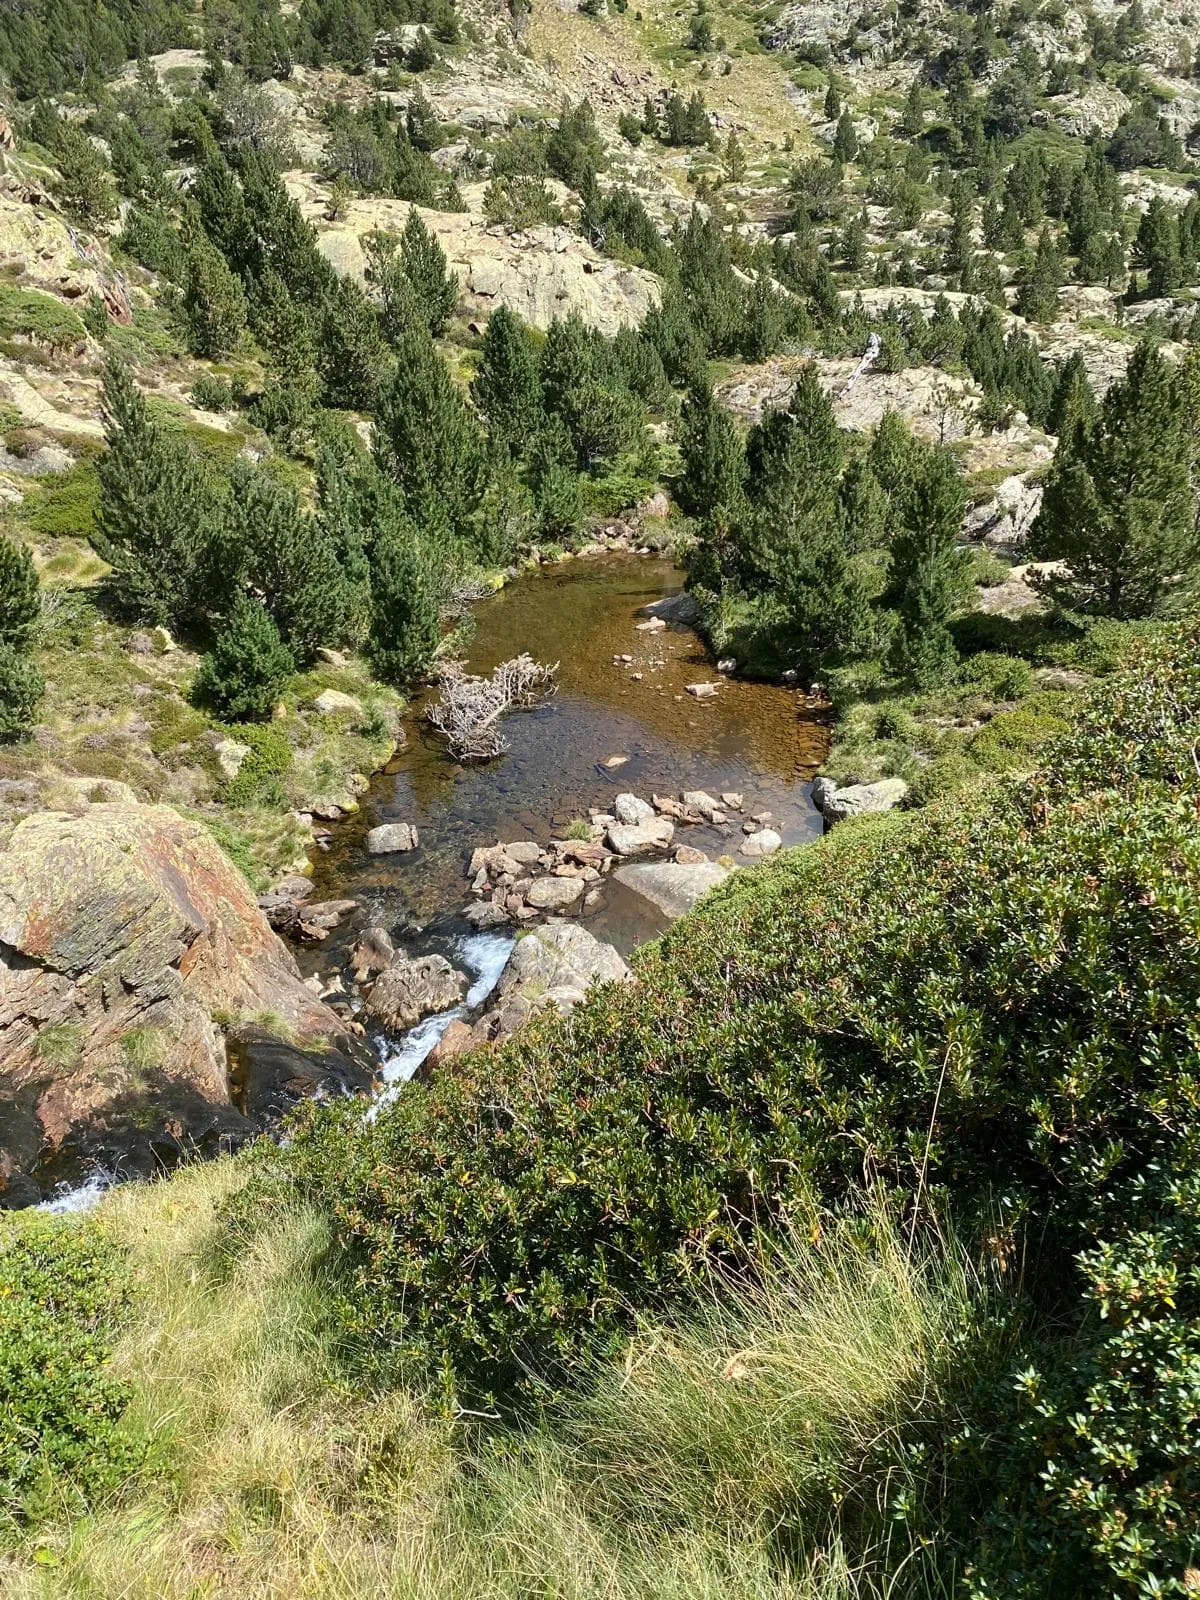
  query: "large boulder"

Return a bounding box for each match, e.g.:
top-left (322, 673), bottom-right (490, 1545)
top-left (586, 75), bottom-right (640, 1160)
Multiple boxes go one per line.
top-left (304, 192), bottom-right (660, 335)
top-left (366, 822), bottom-right (419, 854)
top-left (0, 803), bottom-right (364, 1207)
top-left (819, 779), bottom-right (909, 823)
top-left (488, 923), bottom-right (630, 1023)
top-left (525, 875), bottom-right (586, 912)
top-left (614, 859), bottom-right (731, 919)
top-left (364, 953), bottom-right (467, 1032)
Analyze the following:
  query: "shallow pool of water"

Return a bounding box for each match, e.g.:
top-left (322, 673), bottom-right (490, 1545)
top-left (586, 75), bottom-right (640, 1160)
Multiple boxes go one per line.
top-left (310, 554), bottom-right (829, 958)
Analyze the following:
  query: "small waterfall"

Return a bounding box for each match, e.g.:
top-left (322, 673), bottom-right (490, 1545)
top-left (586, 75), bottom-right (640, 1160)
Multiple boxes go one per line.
top-left (37, 1168), bottom-right (115, 1215)
top-left (374, 929), bottom-right (515, 1098)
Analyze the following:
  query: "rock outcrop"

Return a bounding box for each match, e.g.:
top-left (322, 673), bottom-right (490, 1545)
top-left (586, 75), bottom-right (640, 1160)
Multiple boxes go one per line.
top-left (296, 189), bottom-right (661, 335)
top-left (0, 803), bottom-right (368, 1206)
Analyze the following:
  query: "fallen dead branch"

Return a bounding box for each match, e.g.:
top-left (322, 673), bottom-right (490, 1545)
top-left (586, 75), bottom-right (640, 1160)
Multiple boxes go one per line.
top-left (426, 654), bottom-right (558, 762)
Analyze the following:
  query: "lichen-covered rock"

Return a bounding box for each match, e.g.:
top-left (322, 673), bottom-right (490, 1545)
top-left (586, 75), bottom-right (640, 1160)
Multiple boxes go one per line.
top-left (819, 779), bottom-right (909, 822)
top-left (474, 922), bottom-right (631, 1042)
top-left (0, 803), bottom-right (359, 1206)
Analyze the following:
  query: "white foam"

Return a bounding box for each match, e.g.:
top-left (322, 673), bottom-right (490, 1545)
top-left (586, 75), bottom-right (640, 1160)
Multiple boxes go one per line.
top-left (372, 929), bottom-right (515, 1101)
top-left (37, 1169), bottom-right (114, 1215)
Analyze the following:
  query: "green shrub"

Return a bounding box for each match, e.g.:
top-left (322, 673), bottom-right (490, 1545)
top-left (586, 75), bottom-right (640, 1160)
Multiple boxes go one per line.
top-left (967, 695), bottom-right (1070, 768)
top-left (0, 284), bottom-right (86, 351)
top-left (23, 462), bottom-right (100, 540)
top-left (0, 640), bottom-right (44, 740)
top-left (192, 596), bottom-right (294, 724)
top-left (961, 650), bottom-right (1035, 700)
top-left (220, 722), bottom-right (293, 809)
top-left (190, 372), bottom-right (234, 412)
top-left (872, 701), bottom-right (917, 742)
top-left (0, 1217), bottom-right (140, 1523)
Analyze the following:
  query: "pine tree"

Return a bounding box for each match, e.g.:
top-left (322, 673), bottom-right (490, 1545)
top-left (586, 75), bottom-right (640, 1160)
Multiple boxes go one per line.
top-left (530, 418), bottom-right (585, 541)
top-left (0, 535), bottom-right (41, 652)
top-left (888, 443), bottom-right (970, 688)
top-left (824, 77), bottom-right (841, 122)
top-left (94, 359), bottom-right (222, 631)
top-left (192, 155), bottom-right (256, 279)
top-left (181, 213), bottom-right (247, 358)
top-left (1031, 339), bottom-right (1200, 616)
top-left (1017, 226), bottom-right (1064, 324)
top-left (318, 276), bottom-right (386, 411)
top-left (1047, 351), bottom-right (1097, 442)
top-left (900, 75), bottom-right (924, 137)
top-left (367, 517), bottom-right (442, 686)
top-left (0, 642), bottom-right (44, 743)
top-left (740, 273), bottom-right (787, 362)
top-left (373, 324), bottom-right (483, 540)
top-left (741, 366), bottom-right (869, 666)
top-left (193, 593), bottom-right (294, 722)
top-left (471, 306), bottom-right (543, 455)
top-left (678, 381), bottom-right (745, 518)
top-left (944, 177), bottom-right (975, 282)
top-left (53, 123), bottom-right (118, 227)
top-left (405, 83), bottom-right (443, 152)
top-left (1134, 196), bottom-right (1182, 298)
top-left (839, 453), bottom-right (889, 551)
top-left (224, 461), bottom-right (353, 664)
top-left (832, 109), bottom-right (858, 164)
top-left (840, 208), bottom-right (868, 272)
top-left (400, 208), bottom-right (458, 335)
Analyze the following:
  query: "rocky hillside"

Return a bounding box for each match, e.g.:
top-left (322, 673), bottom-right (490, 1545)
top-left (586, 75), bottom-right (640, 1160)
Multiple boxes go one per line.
top-left (0, 0), bottom-right (1198, 1193)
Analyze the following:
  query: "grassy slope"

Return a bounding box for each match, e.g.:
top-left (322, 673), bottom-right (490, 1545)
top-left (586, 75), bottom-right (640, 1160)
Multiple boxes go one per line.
top-left (2, 1159), bottom-right (967, 1600)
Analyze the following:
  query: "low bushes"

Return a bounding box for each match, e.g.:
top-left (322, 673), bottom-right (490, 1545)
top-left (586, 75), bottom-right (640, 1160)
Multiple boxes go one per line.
top-left (0, 1217), bottom-right (139, 1526)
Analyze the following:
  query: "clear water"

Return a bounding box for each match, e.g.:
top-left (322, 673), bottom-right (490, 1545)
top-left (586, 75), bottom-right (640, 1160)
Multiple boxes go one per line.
top-left (309, 554), bottom-right (830, 964)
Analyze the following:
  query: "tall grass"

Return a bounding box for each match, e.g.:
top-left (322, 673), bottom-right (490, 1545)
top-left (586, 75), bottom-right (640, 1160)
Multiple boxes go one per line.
top-left (9, 1168), bottom-right (979, 1600)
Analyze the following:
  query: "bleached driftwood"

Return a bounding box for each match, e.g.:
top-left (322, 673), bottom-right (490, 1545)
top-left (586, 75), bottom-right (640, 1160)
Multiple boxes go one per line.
top-left (426, 654), bottom-right (558, 762)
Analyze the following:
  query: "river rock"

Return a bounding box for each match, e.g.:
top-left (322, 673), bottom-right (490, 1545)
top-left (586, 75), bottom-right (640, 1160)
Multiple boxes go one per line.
top-left (313, 689), bottom-right (364, 717)
top-left (463, 900), bottom-right (511, 929)
top-left (810, 776), bottom-right (837, 813)
top-left (0, 802), bottom-right (355, 1205)
top-left (503, 840), bottom-right (544, 866)
top-left (351, 926), bottom-right (395, 973)
top-left (820, 779), bottom-right (908, 822)
top-left (425, 1018), bottom-right (477, 1068)
top-left (614, 859), bottom-right (731, 919)
top-left (681, 789), bottom-right (723, 822)
top-left (740, 829), bottom-right (783, 858)
top-left (364, 954), bottom-right (467, 1031)
top-left (366, 822), bottom-right (419, 854)
top-left (606, 816), bottom-right (675, 855)
top-left (525, 875), bottom-right (586, 912)
top-left (614, 792), bottom-right (655, 826)
top-left (638, 592), bottom-right (701, 626)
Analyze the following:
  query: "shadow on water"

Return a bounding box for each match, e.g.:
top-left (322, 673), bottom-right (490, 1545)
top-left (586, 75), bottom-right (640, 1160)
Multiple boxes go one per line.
top-left (310, 554), bottom-right (830, 961)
